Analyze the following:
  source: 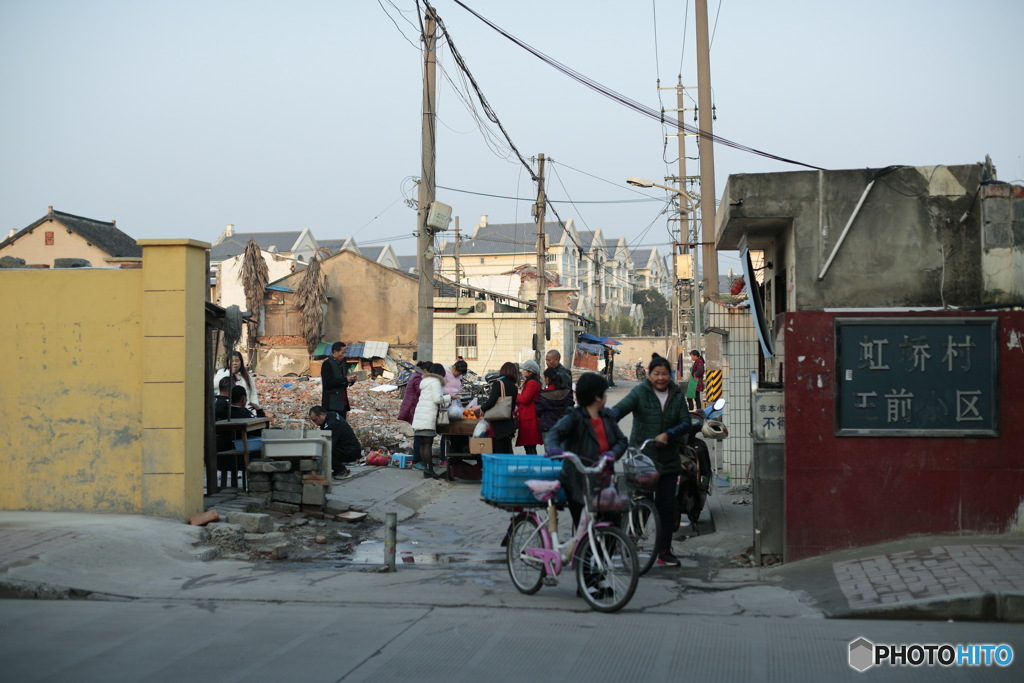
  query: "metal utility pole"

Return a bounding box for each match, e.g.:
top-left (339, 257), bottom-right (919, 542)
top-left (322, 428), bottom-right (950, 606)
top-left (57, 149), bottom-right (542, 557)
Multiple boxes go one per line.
top-left (416, 6), bottom-right (437, 362)
top-left (695, 0), bottom-right (719, 362)
top-left (534, 154), bottom-right (547, 365)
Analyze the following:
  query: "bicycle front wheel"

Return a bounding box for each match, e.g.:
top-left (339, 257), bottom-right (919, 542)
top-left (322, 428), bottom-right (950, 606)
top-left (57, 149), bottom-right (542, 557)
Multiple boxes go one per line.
top-left (507, 517), bottom-right (545, 594)
top-left (627, 498), bottom-right (659, 575)
top-left (576, 526), bottom-right (639, 613)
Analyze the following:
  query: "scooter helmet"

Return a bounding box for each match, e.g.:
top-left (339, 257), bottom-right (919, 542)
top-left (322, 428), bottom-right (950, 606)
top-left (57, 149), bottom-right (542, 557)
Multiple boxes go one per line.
top-left (701, 419), bottom-right (727, 440)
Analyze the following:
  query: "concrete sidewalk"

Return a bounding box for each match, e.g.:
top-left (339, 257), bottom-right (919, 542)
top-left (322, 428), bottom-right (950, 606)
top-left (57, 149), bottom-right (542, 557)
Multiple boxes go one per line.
top-left (3, 462), bottom-right (1021, 620)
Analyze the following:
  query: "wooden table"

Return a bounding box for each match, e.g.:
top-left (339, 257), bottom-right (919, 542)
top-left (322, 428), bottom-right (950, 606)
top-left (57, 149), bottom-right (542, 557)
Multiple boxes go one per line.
top-left (212, 417), bottom-right (270, 492)
top-left (437, 419), bottom-right (483, 482)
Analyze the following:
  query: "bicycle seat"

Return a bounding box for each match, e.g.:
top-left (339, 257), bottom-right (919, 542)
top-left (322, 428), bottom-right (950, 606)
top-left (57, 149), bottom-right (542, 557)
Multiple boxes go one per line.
top-left (525, 479), bottom-right (562, 502)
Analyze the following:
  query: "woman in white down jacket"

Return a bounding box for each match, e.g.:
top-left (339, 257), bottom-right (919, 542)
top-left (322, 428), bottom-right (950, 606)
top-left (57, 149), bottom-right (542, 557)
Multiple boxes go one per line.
top-left (411, 363), bottom-right (450, 479)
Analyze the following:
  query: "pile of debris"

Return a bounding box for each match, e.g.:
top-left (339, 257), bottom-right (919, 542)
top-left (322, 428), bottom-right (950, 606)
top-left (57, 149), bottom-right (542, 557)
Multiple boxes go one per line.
top-left (257, 375), bottom-right (413, 456)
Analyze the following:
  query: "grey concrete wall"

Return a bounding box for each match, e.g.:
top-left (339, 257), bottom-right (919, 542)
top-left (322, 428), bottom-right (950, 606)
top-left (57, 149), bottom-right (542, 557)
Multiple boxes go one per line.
top-left (719, 164), bottom-right (991, 310)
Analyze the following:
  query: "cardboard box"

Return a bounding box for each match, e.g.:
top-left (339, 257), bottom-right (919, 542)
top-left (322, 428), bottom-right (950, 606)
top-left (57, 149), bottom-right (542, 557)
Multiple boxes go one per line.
top-left (309, 359), bottom-right (324, 377)
top-left (469, 438), bottom-right (493, 455)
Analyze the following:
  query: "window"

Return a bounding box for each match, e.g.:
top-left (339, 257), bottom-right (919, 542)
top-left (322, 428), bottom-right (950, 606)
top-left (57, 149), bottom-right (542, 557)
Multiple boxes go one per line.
top-left (456, 323), bottom-right (478, 360)
top-left (546, 254), bottom-right (556, 263)
top-left (45, 231), bottom-right (54, 245)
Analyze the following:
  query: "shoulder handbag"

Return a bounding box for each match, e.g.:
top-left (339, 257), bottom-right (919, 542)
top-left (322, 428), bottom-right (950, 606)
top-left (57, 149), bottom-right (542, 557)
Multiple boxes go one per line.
top-left (436, 402), bottom-right (450, 426)
top-left (483, 379), bottom-right (513, 420)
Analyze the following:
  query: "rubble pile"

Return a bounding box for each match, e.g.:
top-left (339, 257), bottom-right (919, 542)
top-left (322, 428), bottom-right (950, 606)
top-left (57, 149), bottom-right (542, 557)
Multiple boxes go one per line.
top-left (257, 375), bottom-right (413, 455)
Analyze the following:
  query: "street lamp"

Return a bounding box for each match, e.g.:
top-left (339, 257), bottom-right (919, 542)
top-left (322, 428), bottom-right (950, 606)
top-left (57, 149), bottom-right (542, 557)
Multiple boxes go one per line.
top-left (626, 176), bottom-right (702, 358)
top-left (626, 177), bottom-right (697, 213)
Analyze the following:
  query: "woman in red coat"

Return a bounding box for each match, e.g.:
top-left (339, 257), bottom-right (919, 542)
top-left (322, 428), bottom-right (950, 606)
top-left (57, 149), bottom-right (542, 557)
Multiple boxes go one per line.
top-left (515, 359), bottom-right (543, 454)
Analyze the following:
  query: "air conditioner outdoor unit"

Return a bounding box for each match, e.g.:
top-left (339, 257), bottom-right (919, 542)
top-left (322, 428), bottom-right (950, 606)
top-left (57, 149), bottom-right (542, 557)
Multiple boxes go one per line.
top-left (474, 301), bottom-right (488, 313)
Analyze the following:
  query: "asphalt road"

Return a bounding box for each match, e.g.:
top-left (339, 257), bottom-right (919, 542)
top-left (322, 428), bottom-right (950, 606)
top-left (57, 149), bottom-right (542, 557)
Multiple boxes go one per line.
top-left (2, 600), bottom-right (1021, 682)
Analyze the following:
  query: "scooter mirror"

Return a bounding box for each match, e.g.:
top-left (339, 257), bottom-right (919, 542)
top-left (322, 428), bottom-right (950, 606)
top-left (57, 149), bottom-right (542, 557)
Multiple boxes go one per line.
top-left (712, 397), bottom-right (726, 411)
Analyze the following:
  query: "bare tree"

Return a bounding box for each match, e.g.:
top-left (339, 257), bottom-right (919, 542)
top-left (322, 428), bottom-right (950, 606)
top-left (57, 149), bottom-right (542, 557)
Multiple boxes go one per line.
top-left (240, 238), bottom-right (268, 367)
top-left (295, 249), bottom-right (328, 355)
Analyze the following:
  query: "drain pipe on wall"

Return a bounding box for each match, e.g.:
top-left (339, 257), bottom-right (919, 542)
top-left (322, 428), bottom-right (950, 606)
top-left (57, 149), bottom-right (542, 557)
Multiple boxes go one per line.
top-left (818, 179), bottom-right (875, 281)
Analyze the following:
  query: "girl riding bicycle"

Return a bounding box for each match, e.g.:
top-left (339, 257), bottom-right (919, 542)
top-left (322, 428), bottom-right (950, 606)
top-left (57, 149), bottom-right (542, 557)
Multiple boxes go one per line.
top-left (543, 372), bottom-right (627, 531)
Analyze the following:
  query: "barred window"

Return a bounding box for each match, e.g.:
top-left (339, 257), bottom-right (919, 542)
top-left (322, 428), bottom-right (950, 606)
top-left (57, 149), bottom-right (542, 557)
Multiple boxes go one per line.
top-left (456, 323), bottom-right (478, 360)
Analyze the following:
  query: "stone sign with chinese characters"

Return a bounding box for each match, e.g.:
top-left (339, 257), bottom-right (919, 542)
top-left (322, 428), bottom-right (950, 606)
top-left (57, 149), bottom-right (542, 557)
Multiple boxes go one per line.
top-left (836, 317), bottom-right (998, 436)
top-left (752, 391), bottom-right (785, 443)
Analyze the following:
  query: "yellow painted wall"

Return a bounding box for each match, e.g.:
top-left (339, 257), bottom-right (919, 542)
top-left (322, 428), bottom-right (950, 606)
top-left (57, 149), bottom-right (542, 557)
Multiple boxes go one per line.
top-left (0, 240), bottom-right (209, 519)
top-left (432, 307), bottom-right (575, 374)
top-left (0, 218), bottom-right (115, 266)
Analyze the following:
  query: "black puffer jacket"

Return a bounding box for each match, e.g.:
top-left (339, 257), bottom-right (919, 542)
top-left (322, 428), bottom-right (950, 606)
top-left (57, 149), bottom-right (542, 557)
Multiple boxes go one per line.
top-left (536, 386), bottom-right (574, 433)
top-left (544, 407), bottom-right (627, 505)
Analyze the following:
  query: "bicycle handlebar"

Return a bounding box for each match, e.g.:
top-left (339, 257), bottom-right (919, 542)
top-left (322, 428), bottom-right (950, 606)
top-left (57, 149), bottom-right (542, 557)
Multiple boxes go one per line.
top-left (550, 452), bottom-right (613, 475)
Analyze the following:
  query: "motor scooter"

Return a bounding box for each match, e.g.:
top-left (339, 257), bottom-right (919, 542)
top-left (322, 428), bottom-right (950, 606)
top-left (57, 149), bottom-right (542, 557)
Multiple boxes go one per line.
top-left (395, 360), bottom-right (418, 398)
top-left (677, 398), bottom-right (727, 532)
top-left (634, 360), bottom-right (646, 381)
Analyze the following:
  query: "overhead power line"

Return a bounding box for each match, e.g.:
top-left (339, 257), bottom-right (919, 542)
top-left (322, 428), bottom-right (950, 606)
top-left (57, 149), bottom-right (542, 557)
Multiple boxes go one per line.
top-left (437, 184), bottom-right (660, 204)
top-left (451, 0), bottom-right (825, 172)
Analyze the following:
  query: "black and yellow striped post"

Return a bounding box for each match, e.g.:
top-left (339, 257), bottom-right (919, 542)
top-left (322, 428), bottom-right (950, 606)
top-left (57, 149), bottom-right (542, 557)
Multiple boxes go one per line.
top-left (704, 369), bottom-right (723, 403)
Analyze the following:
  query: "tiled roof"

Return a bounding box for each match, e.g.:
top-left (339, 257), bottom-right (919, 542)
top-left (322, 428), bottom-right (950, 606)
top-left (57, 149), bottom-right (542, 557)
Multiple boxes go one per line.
top-left (212, 231), bottom-right (302, 260)
top-left (318, 238), bottom-right (348, 253)
top-left (440, 222), bottom-right (568, 256)
top-left (396, 255), bottom-right (417, 274)
top-left (631, 249), bottom-right (652, 269)
top-left (0, 209), bottom-right (141, 258)
top-left (361, 246), bottom-right (384, 262)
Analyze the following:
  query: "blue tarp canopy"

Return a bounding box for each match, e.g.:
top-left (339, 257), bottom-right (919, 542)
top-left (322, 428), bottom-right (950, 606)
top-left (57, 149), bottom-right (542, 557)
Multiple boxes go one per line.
top-left (576, 342), bottom-right (605, 356)
top-left (578, 333), bottom-right (621, 345)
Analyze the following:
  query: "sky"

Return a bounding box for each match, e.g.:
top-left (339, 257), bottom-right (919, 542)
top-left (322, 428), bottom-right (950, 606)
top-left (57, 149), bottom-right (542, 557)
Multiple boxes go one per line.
top-left (2, 0), bottom-right (1022, 277)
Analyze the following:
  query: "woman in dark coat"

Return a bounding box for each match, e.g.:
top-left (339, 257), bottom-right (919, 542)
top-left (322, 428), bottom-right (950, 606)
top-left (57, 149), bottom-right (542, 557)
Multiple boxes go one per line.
top-left (480, 361), bottom-right (519, 454)
top-left (611, 354), bottom-right (692, 567)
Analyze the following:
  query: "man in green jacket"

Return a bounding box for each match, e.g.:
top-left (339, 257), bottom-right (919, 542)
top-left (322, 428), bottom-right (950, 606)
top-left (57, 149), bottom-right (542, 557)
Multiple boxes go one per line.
top-left (610, 354), bottom-right (692, 567)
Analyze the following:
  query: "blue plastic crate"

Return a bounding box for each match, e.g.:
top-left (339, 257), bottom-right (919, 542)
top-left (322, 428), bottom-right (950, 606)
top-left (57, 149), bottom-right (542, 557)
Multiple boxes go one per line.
top-left (481, 453), bottom-right (566, 506)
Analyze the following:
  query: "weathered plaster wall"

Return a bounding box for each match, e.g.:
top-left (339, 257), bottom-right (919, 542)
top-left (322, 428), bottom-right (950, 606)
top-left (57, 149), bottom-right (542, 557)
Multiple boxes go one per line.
top-left (265, 250), bottom-right (418, 347)
top-left (981, 183), bottom-right (1024, 303)
top-left (720, 165), bottom-right (989, 310)
top-left (0, 241), bottom-right (208, 519)
top-left (782, 311), bottom-right (1024, 561)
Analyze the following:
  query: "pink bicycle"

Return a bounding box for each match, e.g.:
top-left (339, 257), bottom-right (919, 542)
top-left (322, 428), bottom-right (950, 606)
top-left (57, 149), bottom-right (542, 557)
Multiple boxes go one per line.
top-left (505, 453), bottom-right (640, 613)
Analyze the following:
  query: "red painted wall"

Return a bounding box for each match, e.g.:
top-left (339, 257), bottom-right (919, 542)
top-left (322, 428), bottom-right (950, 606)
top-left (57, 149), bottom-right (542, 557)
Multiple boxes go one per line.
top-left (782, 311), bottom-right (1024, 561)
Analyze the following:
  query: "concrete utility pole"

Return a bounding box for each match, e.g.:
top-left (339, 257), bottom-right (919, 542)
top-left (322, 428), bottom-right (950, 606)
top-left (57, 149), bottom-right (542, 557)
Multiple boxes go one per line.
top-left (595, 251), bottom-right (602, 335)
top-left (454, 216), bottom-right (461, 286)
top-left (534, 154), bottom-right (547, 365)
top-left (675, 80), bottom-right (687, 358)
top-left (695, 0), bottom-right (719, 363)
top-left (416, 7), bottom-right (437, 362)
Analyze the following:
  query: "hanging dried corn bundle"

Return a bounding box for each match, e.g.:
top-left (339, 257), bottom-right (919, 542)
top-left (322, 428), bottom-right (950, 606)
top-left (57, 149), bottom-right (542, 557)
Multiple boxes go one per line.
top-left (296, 249), bottom-right (328, 355)
top-left (240, 238), bottom-right (268, 367)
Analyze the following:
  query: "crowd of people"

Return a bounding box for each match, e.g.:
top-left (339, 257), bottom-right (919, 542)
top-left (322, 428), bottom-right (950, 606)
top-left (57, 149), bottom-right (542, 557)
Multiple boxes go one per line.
top-left (214, 341), bottom-right (709, 569)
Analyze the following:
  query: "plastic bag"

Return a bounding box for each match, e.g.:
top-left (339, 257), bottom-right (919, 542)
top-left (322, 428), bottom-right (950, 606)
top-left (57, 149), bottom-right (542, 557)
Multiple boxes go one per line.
top-left (448, 397), bottom-right (463, 419)
top-left (617, 453), bottom-right (660, 490)
top-left (472, 419), bottom-right (490, 438)
top-left (466, 398), bottom-right (479, 410)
